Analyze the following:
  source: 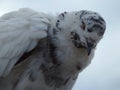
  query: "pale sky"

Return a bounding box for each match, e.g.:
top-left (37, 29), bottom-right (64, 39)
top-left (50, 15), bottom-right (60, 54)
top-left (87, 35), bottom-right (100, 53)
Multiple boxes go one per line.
top-left (0, 0), bottom-right (120, 90)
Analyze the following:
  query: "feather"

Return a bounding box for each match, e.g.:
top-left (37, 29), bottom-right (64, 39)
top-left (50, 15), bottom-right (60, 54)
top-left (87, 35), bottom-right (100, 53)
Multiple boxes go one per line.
top-left (0, 8), bottom-right (50, 76)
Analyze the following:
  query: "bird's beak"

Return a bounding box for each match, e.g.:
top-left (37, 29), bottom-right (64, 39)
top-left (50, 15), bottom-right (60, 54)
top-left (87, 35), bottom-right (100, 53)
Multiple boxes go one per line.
top-left (87, 41), bottom-right (95, 56)
top-left (87, 46), bottom-right (92, 56)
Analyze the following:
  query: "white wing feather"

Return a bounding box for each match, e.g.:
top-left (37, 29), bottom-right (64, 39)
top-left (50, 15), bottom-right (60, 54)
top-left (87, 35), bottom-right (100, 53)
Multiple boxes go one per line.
top-left (0, 8), bottom-right (50, 76)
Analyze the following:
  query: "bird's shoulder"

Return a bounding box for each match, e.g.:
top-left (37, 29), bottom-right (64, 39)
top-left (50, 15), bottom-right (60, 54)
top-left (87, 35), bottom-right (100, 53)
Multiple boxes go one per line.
top-left (0, 8), bottom-right (52, 77)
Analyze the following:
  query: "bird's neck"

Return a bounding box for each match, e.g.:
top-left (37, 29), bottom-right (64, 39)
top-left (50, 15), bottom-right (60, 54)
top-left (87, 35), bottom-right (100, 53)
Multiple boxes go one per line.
top-left (49, 35), bottom-right (92, 76)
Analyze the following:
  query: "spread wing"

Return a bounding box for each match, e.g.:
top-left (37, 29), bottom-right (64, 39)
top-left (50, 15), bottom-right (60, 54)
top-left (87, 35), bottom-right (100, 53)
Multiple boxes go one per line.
top-left (0, 8), bottom-right (50, 77)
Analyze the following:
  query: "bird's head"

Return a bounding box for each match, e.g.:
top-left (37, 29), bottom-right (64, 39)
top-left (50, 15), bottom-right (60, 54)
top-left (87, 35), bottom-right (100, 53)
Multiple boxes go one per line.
top-left (51, 10), bottom-right (106, 55)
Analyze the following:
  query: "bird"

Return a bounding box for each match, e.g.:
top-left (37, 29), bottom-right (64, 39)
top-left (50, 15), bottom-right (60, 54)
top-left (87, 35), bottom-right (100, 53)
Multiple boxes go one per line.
top-left (0, 8), bottom-right (106, 90)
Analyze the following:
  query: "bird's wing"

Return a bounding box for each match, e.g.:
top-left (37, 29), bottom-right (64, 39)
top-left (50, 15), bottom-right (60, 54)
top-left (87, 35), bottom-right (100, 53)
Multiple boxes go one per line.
top-left (0, 8), bottom-right (50, 77)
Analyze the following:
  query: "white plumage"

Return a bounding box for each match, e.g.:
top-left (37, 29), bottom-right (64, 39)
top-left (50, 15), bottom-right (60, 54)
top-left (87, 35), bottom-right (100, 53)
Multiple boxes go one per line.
top-left (0, 9), bottom-right (50, 76)
top-left (0, 8), bottom-right (106, 90)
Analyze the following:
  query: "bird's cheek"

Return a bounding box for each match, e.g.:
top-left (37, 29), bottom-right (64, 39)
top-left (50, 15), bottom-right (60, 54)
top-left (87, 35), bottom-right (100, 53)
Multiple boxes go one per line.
top-left (72, 38), bottom-right (87, 49)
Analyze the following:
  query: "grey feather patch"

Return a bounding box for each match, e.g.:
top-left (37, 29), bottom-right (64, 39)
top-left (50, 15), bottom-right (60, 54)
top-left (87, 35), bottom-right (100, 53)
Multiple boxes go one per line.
top-left (29, 71), bottom-right (36, 82)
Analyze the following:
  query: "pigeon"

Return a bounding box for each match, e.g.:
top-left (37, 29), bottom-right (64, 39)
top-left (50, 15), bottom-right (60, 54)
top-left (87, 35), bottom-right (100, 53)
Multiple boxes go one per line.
top-left (0, 8), bottom-right (106, 90)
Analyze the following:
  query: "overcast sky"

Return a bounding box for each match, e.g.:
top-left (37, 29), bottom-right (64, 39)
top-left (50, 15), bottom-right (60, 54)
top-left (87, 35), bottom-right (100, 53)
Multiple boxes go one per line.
top-left (0, 0), bottom-right (120, 90)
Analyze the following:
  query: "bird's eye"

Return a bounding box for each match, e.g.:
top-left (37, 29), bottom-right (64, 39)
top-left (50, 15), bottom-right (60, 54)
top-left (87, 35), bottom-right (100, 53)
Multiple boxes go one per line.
top-left (88, 29), bottom-right (93, 32)
top-left (80, 21), bottom-right (86, 30)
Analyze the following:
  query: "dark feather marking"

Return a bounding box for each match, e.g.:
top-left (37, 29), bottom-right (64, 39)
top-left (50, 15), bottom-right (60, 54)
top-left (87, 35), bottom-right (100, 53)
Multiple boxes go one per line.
top-left (80, 11), bottom-right (88, 19)
top-left (53, 28), bottom-right (57, 35)
top-left (56, 20), bottom-right (61, 30)
top-left (88, 24), bottom-right (105, 36)
top-left (99, 17), bottom-right (105, 22)
top-left (71, 32), bottom-right (80, 40)
top-left (48, 38), bottom-right (60, 65)
top-left (75, 13), bottom-right (78, 15)
top-left (81, 21), bottom-right (86, 30)
top-left (64, 12), bottom-right (67, 14)
top-left (76, 65), bottom-right (81, 70)
top-left (71, 32), bottom-right (87, 48)
top-left (57, 20), bottom-right (60, 22)
top-left (15, 47), bottom-right (36, 66)
top-left (64, 77), bottom-right (70, 85)
top-left (61, 13), bottom-right (64, 18)
top-left (91, 17), bottom-right (103, 25)
top-left (56, 20), bottom-right (60, 27)
top-left (93, 24), bottom-right (104, 30)
top-left (59, 13), bottom-right (65, 20)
